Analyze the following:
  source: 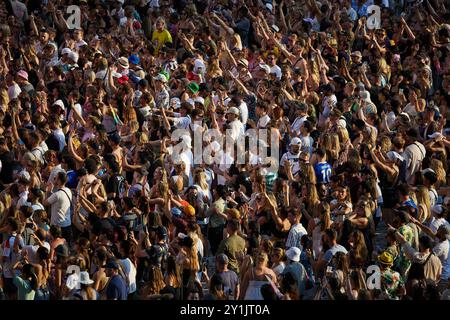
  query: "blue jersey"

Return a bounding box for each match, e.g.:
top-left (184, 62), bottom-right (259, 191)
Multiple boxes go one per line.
top-left (314, 162), bottom-right (332, 184)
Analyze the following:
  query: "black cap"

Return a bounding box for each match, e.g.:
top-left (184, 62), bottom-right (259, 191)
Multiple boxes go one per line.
top-left (103, 260), bottom-right (119, 269)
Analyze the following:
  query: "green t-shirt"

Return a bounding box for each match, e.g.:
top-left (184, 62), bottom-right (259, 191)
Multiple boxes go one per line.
top-left (13, 276), bottom-right (35, 300)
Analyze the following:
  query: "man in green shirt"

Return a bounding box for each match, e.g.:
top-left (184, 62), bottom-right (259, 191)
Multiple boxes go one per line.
top-left (217, 219), bottom-right (246, 275)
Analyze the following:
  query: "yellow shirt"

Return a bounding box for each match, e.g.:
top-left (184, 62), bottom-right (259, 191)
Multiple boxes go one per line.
top-left (151, 29), bottom-right (173, 54)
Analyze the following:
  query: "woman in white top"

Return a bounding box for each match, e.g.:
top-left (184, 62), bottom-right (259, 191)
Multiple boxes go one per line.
top-left (308, 202), bottom-right (332, 258)
top-left (192, 168), bottom-right (212, 204)
top-left (271, 248), bottom-right (286, 278)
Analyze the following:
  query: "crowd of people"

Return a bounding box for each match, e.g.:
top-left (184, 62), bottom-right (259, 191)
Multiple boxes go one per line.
top-left (0, 0), bottom-right (449, 301)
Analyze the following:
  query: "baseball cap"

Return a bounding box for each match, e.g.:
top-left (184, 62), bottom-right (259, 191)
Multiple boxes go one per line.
top-left (183, 204), bottom-right (196, 217)
top-left (351, 51), bottom-right (362, 58)
top-left (290, 137), bottom-right (302, 147)
top-left (128, 54), bottom-right (140, 65)
top-left (103, 260), bottom-right (119, 269)
top-left (386, 151), bottom-right (404, 163)
top-left (187, 82), bottom-right (199, 94)
top-left (258, 63), bottom-right (271, 74)
top-left (61, 48), bottom-right (72, 55)
top-left (226, 107), bottom-right (240, 115)
top-left (53, 100), bottom-right (65, 111)
top-left (194, 97), bottom-right (205, 105)
top-left (153, 73), bottom-right (168, 83)
top-left (68, 51), bottom-right (79, 63)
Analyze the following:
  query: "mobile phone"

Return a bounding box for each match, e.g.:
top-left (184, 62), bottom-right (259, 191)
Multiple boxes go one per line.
top-left (399, 88), bottom-right (404, 95)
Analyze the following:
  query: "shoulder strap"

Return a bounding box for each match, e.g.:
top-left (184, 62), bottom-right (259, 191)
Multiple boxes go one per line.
top-left (58, 188), bottom-right (72, 203)
top-left (423, 252), bottom-right (433, 265)
top-left (412, 142), bottom-right (425, 158)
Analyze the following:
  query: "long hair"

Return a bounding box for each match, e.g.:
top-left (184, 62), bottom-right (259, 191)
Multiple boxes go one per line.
top-left (209, 274), bottom-right (226, 300)
top-left (429, 159), bottom-right (446, 187)
top-left (305, 183), bottom-right (319, 210)
top-left (318, 202), bottom-right (332, 231)
top-left (350, 230), bottom-right (368, 264)
top-left (194, 170), bottom-right (209, 191)
top-left (145, 266), bottom-right (166, 296)
top-left (22, 264), bottom-right (38, 291)
top-left (415, 186), bottom-right (431, 222)
top-left (166, 255), bottom-right (181, 289)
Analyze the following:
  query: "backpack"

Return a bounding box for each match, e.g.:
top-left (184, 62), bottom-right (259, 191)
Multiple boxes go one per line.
top-left (113, 174), bottom-right (126, 199)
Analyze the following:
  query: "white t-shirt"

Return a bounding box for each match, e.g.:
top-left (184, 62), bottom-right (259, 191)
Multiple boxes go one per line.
top-left (228, 119), bottom-right (245, 142)
top-left (47, 187), bottom-right (72, 228)
top-left (321, 95), bottom-right (337, 118)
top-left (22, 242), bottom-right (51, 264)
top-left (280, 151), bottom-right (301, 175)
top-left (120, 258), bottom-right (137, 294)
top-left (433, 240), bottom-right (449, 280)
top-left (270, 65), bottom-right (282, 80)
top-left (238, 101), bottom-right (249, 127)
top-left (257, 114), bottom-right (271, 129)
top-left (430, 217), bottom-right (450, 234)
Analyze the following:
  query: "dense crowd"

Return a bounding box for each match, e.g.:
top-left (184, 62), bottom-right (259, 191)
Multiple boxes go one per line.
top-left (0, 0), bottom-right (449, 301)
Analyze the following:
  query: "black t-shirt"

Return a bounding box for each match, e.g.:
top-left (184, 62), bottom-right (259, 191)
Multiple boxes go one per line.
top-left (105, 173), bottom-right (122, 200)
top-left (0, 150), bottom-right (18, 185)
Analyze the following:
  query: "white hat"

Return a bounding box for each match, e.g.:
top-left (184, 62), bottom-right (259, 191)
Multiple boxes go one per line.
top-left (359, 90), bottom-right (372, 103)
top-left (68, 51), bottom-right (79, 63)
top-left (428, 132), bottom-right (443, 140)
top-left (290, 137), bottom-right (302, 147)
top-left (171, 97), bottom-right (181, 109)
top-left (259, 63), bottom-right (271, 74)
top-left (186, 98), bottom-right (195, 106)
top-left (79, 271), bottom-right (94, 285)
top-left (153, 73), bottom-right (168, 83)
top-left (19, 171), bottom-right (31, 183)
top-left (421, 168), bottom-right (436, 175)
top-left (53, 99), bottom-right (65, 110)
top-left (265, 3), bottom-right (273, 11)
top-left (61, 48), bottom-right (72, 55)
top-left (227, 107), bottom-right (240, 116)
top-left (285, 247), bottom-right (301, 262)
top-left (194, 97), bottom-right (205, 105)
top-left (386, 151), bottom-right (404, 163)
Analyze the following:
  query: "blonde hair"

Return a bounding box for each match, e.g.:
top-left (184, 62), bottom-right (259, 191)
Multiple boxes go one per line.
top-left (337, 127), bottom-right (350, 146)
top-left (429, 159), bottom-right (446, 188)
top-left (380, 136), bottom-right (392, 154)
top-left (303, 164), bottom-right (317, 185)
top-left (318, 202), bottom-right (332, 231)
top-left (330, 133), bottom-right (341, 161)
top-left (416, 186), bottom-right (431, 222)
top-left (194, 170), bottom-right (209, 191)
